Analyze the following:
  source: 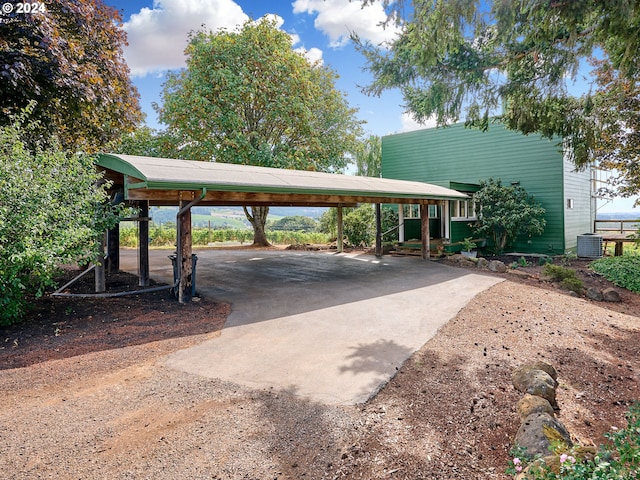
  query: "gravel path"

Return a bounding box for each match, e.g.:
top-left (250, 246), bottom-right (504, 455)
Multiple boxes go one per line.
top-left (1, 280), bottom-right (638, 479)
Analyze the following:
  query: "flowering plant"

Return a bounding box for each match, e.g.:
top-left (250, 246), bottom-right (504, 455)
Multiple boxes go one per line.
top-left (505, 403), bottom-right (639, 479)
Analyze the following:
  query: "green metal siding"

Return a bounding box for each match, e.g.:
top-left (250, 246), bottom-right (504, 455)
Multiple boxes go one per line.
top-left (382, 123), bottom-right (575, 254)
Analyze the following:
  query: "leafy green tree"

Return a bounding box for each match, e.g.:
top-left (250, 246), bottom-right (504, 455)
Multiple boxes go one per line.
top-left (591, 61), bottom-right (640, 205)
top-left (356, 1), bottom-right (640, 182)
top-left (472, 178), bottom-right (546, 254)
top-left (112, 125), bottom-right (181, 158)
top-left (354, 135), bottom-right (382, 177)
top-left (344, 205), bottom-right (376, 247)
top-left (381, 206), bottom-right (399, 243)
top-left (318, 208), bottom-right (339, 239)
top-left (0, 112), bottom-right (123, 324)
top-left (0, 0), bottom-right (141, 152)
top-left (156, 18), bottom-right (364, 245)
top-left (269, 216), bottom-right (318, 232)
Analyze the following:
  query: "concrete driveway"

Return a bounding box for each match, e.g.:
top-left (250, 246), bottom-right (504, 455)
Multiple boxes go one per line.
top-left (120, 248), bottom-right (502, 405)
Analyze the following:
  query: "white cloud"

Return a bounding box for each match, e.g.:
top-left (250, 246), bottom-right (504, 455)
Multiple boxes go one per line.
top-left (123, 0), bottom-right (248, 77)
top-left (399, 112), bottom-right (437, 133)
top-left (292, 0), bottom-right (400, 48)
top-left (295, 47), bottom-right (324, 64)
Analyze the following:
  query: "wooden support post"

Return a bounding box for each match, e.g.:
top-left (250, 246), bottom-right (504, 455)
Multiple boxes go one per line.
top-left (106, 223), bottom-right (120, 274)
top-left (375, 203), bottom-right (382, 258)
top-left (95, 233), bottom-right (106, 293)
top-left (398, 204), bottom-right (405, 242)
top-left (337, 206), bottom-right (344, 253)
top-left (178, 197), bottom-right (193, 304)
top-left (420, 204), bottom-right (430, 261)
top-left (138, 201), bottom-right (150, 287)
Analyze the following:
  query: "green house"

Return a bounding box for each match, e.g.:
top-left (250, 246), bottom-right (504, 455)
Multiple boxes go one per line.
top-left (382, 123), bottom-right (594, 255)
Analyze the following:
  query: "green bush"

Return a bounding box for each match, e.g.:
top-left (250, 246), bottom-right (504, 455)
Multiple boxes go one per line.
top-left (590, 255), bottom-right (640, 293)
top-left (0, 112), bottom-right (121, 325)
top-left (542, 264), bottom-right (584, 294)
top-left (344, 205), bottom-right (375, 246)
top-left (507, 403), bottom-right (640, 479)
top-left (559, 277), bottom-right (584, 295)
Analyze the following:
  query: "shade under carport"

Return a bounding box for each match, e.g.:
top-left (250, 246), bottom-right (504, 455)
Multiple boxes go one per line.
top-left (97, 154), bottom-right (467, 303)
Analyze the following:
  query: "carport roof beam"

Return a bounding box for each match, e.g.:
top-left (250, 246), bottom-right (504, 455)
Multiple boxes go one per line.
top-left (97, 154), bottom-right (468, 206)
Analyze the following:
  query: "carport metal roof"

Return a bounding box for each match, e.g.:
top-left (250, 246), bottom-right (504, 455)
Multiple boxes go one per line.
top-left (97, 154), bottom-right (467, 206)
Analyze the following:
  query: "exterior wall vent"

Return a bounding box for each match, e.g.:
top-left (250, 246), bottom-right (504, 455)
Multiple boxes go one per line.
top-left (577, 233), bottom-right (602, 258)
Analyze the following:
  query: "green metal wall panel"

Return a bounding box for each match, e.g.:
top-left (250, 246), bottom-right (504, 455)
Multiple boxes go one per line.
top-left (382, 123), bottom-right (586, 254)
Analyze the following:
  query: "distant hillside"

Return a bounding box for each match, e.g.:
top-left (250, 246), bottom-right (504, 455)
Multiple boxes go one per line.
top-left (596, 212), bottom-right (640, 220)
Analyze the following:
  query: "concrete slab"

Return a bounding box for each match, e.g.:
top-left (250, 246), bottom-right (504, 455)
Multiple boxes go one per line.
top-left (120, 249), bottom-right (503, 405)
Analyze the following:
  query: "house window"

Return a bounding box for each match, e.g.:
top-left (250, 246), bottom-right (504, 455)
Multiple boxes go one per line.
top-left (452, 199), bottom-right (476, 221)
top-left (402, 204), bottom-right (439, 219)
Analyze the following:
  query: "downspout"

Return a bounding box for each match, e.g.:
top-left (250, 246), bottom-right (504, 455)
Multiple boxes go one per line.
top-left (175, 188), bottom-right (207, 288)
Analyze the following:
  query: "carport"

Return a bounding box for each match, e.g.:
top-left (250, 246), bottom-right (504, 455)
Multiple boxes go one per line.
top-left (96, 154), bottom-right (468, 303)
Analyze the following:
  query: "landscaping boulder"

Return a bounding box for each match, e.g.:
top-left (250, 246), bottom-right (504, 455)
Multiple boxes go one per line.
top-left (602, 287), bottom-right (621, 302)
top-left (488, 260), bottom-right (507, 273)
top-left (516, 394), bottom-right (555, 420)
top-left (586, 287), bottom-right (604, 301)
top-left (512, 364), bottom-right (558, 409)
top-left (514, 412), bottom-right (573, 457)
top-left (531, 361), bottom-right (558, 381)
top-left (476, 257), bottom-right (490, 269)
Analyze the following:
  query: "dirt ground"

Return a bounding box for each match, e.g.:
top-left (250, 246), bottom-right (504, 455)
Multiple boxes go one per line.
top-left (1, 252), bottom-right (638, 479)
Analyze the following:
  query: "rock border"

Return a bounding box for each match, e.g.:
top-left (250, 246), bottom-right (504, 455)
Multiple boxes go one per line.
top-left (509, 362), bottom-right (597, 478)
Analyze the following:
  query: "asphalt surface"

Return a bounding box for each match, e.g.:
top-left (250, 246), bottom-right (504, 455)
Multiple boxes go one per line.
top-left (120, 248), bottom-right (502, 405)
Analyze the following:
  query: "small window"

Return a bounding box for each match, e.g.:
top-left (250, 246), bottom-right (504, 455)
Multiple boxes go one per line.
top-left (452, 198), bottom-right (476, 221)
top-left (403, 204), bottom-right (420, 219)
top-left (402, 204), bottom-right (439, 219)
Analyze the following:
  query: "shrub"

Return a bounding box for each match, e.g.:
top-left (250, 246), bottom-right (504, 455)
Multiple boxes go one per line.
top-left (344, 205), bottom-right (375, 246)
top-left (0, 112), bottom-right (121, 325)
top-left (472, 178), bottom-right (546, 253)
top-left (560, 277), bottom-right (584, 295)
top-left (590, 256), bottom-right (640, 293)
top-left (542, 264), bottom-right (584, 294)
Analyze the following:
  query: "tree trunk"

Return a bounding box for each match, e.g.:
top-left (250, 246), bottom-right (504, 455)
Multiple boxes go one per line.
top-left (243, 206), bottom-right (271, 246)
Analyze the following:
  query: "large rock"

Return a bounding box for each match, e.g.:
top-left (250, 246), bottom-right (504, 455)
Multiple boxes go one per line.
top-left (516, 394), bottom-right (555, 420)
top-left (586, 287), bottom-right (604, 301)
top-left (603, 287), bottom-right (621, 302)
top-left (512, 365), bottom-right (558, 409)
top-left (476, 257), bottom-right (490, 269)
top-left (488, 260), bottom-right (507, 273)
top-left (531, 361), bottom-right (558, 381)
top-left (514, 412), bottom-right (573, 457)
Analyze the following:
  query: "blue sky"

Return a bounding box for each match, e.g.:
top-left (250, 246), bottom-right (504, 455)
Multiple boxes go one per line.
top-left (107, 0), bottom-right (415, 135)
top-left (106, 0), bottom-right (636, 213)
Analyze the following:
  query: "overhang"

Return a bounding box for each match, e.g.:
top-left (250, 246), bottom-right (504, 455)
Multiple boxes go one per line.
top-left (97, 153), bottom-right (468, 206)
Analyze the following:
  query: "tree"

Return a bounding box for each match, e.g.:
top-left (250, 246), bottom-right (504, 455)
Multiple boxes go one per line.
top-left (354, 135), bottom-right (382, 177)
top-left (112, 125), bottom-right (180, 158)
top-left (157, 19), bottom-right (364, 245)
top-left (0, 0), bottom-right (141, 152)
top-left (0, 111), bottom-right (123, 324)
top-left (472, 179), bottom-right (546, 254)
top-left (356, 1), bottom-right (640, 186)
top-left (591, 60), bottom-right (640, 204)
top-left (344, 205), bottom-right (376, 247)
